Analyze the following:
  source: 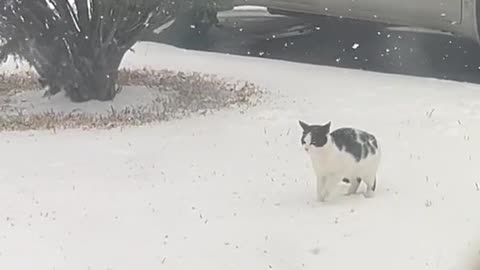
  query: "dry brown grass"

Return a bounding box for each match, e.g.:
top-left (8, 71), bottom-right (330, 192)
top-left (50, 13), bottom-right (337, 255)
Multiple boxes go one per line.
top-left (0, 69), bottom-right (263, 131)
top-left (0, 71), bottom-right (41, 95)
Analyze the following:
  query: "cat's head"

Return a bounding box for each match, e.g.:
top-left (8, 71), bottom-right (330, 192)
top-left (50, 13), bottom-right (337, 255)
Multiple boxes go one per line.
top-left (299, 120), bottom-right (331, 151)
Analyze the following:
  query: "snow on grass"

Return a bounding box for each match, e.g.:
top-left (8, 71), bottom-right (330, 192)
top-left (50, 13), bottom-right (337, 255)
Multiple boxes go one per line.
top-left (0, 57), bottom-right (33, 74)
top-left (1, 42), bottom-right (480, 269)
top-left (0, 66), bottom-right (261, 131)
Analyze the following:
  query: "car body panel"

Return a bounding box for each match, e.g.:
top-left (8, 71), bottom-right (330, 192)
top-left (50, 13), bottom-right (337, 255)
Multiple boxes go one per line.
top-left (281, 0), bottom-right (462, 26)
top-left (233, 0), bottom-right (480, 42)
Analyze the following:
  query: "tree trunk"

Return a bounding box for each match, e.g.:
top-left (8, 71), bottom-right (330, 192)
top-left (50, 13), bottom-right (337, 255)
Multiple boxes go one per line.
top-left (1, 0), bottom-right (180, 102)
top-left (65, 55), bottom-right (123, 102)
top-left (28, 38), bottom-right (124, 102)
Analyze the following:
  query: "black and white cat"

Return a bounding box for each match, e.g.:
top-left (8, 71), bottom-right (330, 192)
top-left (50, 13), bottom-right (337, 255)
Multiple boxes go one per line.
top-left (299, 120), bottom-right (381, 202)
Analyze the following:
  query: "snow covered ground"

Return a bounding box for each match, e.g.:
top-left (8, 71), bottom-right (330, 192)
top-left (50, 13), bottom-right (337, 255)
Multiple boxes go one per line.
top-left (1, 42), bottom-right (480, 269)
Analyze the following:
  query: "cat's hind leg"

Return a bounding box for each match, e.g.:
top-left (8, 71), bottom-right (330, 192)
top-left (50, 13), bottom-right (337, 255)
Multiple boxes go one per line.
top-left (346, 177), bottom-right (362, 195)
top-left (364, 176), bottom-right (377, 198)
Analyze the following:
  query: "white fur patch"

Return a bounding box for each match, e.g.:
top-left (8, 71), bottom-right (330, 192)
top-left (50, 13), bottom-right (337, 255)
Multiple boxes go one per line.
top-left (305, 134), bottom-right (381, 202)
top-left (303, 132), bottom-right (312, 151)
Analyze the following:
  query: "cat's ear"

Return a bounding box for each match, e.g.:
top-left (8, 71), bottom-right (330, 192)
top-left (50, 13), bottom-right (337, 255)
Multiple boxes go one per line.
top-left (299, 120), bottom-right (310, 131)
top-left (324, 121), bottom-right (331, 133)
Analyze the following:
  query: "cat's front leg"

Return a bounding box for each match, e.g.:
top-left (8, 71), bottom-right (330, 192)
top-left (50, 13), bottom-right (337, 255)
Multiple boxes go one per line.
top-left (316, 175), bottom-right (327, 202)
top-left (319, 175), bottom-right (340, 202)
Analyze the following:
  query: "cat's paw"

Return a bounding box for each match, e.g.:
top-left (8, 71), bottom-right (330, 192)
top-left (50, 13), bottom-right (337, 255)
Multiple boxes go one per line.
top-left (363, 191), bottom-right (375, 198)
top-left (317, 193), bottom-right (329, 202)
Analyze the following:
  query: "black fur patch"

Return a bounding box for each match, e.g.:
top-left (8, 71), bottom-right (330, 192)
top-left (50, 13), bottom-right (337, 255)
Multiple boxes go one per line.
top-left (299, 121), bottom-right (330, 148)
top-left (330, 128), bottom-right (378, 162)
top-left (342, 177), bottom-right (362, 184)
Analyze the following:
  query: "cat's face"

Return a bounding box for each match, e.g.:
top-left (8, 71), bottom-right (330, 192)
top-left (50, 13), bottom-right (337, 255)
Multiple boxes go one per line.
top-left (299, 120), bottom-right (331, 151)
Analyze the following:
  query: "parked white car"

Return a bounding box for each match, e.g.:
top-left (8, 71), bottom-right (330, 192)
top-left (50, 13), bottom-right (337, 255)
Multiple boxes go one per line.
top-left (233, 0), bottom-right (480, 43)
